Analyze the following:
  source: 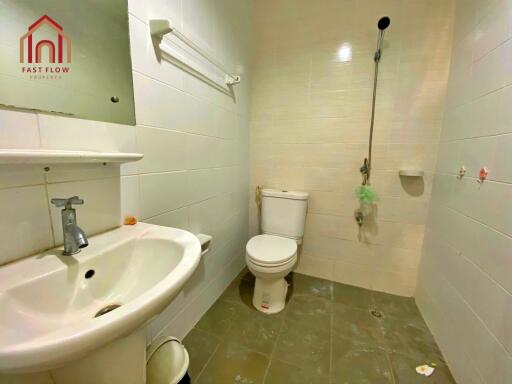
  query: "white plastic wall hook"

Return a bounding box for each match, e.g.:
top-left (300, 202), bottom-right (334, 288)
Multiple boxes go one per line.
top-left (458, 166), bottom-right (466, 179)
top-left (149, 19), bottom-right (174, 38)
top-left (225, 74), bottom-right (241, 85)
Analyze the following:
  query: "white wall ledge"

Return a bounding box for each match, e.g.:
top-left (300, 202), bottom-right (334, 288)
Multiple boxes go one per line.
top-left (0, 149), bottom-right (143, 164)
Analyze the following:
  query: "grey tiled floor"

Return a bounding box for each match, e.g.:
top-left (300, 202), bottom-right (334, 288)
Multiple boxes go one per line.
top-left (183, 270), bottom-right (455, 384)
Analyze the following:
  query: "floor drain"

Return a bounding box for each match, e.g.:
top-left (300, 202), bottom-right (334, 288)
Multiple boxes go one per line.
top-left (95, 304), bottom-right (121, 318)
top-left (370, 309), bottom-right (383, 318)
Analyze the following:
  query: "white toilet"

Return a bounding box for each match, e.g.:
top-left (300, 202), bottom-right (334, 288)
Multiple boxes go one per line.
top-left (246, 189), bottom-right (309, 314)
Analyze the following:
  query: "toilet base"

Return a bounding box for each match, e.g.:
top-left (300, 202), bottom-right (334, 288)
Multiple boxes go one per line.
top-left (253, 276), bottom-right (288, 314)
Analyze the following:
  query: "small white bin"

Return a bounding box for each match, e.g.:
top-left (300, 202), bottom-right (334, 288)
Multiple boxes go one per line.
top-left (147, 337), bottom-right (190, 384)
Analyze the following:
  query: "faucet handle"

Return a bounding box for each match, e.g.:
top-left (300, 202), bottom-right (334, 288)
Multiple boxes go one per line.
top-left (51, 196), bottom-right (84, 209)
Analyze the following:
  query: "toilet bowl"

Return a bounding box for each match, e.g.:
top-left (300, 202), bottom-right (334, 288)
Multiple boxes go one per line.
top-left (246, 234), bottom-right (297, 314)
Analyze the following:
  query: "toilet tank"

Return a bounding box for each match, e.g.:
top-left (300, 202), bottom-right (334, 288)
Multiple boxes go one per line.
top-left (260, 189), bottom-right (309, 240)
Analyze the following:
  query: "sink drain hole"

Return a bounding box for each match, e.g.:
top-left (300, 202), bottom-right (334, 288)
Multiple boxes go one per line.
top-left (85, 269), bottom-right (95, 279)
top-left (95, 304), bottom-right (121, 318)
top-left (370, 309), bottom-right (383, 319)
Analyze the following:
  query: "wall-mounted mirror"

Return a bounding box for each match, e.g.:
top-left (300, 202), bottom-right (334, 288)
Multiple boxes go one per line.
top-left (0, 0), bottom-right (135, 125)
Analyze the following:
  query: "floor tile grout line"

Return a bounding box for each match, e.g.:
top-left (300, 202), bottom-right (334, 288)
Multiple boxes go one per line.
top-left (196, 292), bottom-right (279, 383)
top-left (329, 281), bottom-right (334, 384)
top-left (385, 350), bottom-right (398, 384)
top-left (193, 339), bottom-right (222, 383)
top-left (197, 300), bottom-right (245, 375)
top-left (261, 314), bottom-right (286, 383)
top-left (191, 303), bottom-right (240, 382)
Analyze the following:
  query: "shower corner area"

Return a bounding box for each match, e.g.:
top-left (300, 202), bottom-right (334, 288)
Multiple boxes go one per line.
top-left (249, 0), bottom-right (455, 296)
top-left (248, 0), bottom-right (512, 382)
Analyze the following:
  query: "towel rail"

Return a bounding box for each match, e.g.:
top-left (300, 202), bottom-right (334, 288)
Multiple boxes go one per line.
top-left (149, 19), bottom-right (241, 88)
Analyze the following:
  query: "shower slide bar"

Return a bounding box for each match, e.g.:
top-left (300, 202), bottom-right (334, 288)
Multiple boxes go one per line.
top-left (149, 19), bottom-right (241, 91)
top-left (360, 16), bottom-right (390, 186)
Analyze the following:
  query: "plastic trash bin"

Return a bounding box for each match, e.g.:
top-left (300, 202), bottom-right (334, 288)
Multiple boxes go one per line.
top-left (147, 337), bottom-right (191, 384)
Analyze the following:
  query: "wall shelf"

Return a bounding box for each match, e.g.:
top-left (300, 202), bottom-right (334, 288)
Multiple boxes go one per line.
top-left (399, 169), bottom-right (424, 177)
top-left (0, 149), bottom-right (143, 164)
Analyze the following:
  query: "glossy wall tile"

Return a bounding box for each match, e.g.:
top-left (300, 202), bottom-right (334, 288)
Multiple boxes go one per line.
top-left (416, 0), bottom-right (512, 382)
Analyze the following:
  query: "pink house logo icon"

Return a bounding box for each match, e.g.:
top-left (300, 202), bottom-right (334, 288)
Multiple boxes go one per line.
top-left (19, 15), bottom-right (71, 64)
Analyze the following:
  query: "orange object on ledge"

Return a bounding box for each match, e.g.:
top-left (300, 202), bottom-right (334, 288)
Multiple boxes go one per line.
top-left (123, 216), bottom-right (138, 225)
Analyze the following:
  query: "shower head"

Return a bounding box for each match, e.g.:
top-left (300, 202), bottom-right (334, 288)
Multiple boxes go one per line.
top-left (374, 17), bottom-right (390, 63)
top-left (377, 16), bottom-right (391, 30)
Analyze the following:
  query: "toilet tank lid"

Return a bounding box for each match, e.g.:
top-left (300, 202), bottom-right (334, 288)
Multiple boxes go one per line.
top-left (261, 189), bottom-right (309, 200)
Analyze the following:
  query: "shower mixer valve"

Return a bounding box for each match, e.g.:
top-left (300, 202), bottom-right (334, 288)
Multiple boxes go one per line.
top-left (360, 158), bottom-right (371, 185)
top-left (360, 160), bottom-right (368, 175)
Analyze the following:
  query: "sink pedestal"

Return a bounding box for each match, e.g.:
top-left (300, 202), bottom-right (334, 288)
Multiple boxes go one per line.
top-left (1, 329), bottom-right (147, 384)
top-left (52, 329), bottom-right (147, 384)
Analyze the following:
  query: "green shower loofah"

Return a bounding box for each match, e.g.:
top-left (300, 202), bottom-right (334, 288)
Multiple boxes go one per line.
top-left (356, 185), bottom-right (377, 204)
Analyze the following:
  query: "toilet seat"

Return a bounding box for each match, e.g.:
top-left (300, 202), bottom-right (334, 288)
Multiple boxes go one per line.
top-left (246, 234), bottom-right (297, 267)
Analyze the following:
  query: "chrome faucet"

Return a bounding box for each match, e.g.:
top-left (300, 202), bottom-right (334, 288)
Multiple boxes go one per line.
top-left (51, 196), bottom-right (89, 256)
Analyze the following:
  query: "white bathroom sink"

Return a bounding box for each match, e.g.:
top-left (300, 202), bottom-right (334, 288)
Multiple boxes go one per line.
top-left (0, 223), bottom-right (201, 374)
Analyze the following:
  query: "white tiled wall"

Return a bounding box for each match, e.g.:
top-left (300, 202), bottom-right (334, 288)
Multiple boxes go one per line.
top-left (249, 0), bottom-right (454, 296)
top-left (416, 0), bottom-right (512, 382)
top-left (0, 0), bottom-right (251, 341)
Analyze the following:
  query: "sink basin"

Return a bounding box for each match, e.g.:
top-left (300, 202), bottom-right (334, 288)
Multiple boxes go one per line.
top-left (0, 223), bottom-right (201, 374)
